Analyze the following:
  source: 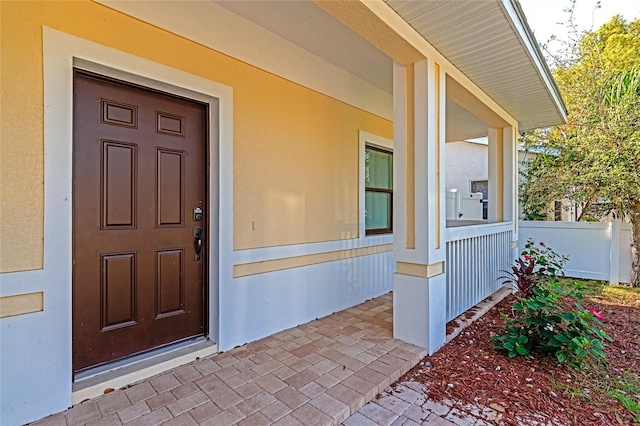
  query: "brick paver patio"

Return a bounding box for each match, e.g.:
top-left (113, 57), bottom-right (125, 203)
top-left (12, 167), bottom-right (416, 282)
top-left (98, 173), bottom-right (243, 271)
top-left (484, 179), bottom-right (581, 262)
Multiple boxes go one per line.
top-left (32, 293), bottom-right (434, 426)
top-left (345, 379), bottom-right (495, 426)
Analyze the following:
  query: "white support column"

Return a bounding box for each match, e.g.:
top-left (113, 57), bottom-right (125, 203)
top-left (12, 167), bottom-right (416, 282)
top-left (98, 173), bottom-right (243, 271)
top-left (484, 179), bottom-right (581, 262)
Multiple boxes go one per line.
top-left (502, 127), bottom-right (516, 224)
top-left (487, 128), bottom-right (504, 223)
top-left (392, 59), bottom-right (447, 354)
top-left (503, 126), bottom-right (519, 259)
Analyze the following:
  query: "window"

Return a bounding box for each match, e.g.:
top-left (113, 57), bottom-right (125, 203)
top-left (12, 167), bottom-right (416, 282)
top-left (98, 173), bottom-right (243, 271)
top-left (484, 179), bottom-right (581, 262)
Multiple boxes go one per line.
top-left (470, 180), bottom-right (489, 220)
top-left (470, 179), bottom-right (488, 200)
top-left (554, 200), bottom-right (562, 221)
top-left (365, 145), bottom-right (393, 234)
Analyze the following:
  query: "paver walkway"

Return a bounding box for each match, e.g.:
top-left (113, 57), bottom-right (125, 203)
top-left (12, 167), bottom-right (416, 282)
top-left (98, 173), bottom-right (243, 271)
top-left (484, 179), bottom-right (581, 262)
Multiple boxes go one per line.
top-left (33, 293), bottom-right (432, 426)
top-left (345, 290), bottom-right (514, 426)
top-left (344, 378), bottom-right (495, 426)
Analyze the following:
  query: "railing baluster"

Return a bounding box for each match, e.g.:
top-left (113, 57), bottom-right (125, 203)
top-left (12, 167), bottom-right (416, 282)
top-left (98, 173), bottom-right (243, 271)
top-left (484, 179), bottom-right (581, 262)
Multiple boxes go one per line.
top-left (445, 224), bottom-right (513, 322)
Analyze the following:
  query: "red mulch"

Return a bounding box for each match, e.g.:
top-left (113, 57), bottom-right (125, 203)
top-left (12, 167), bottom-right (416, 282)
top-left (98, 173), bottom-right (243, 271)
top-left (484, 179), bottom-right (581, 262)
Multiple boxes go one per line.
top-left (395, 289), bottom-right (640, 425)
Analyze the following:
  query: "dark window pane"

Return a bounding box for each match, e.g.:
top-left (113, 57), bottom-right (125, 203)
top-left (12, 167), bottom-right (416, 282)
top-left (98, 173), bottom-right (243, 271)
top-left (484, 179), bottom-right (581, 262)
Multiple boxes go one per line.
top-left (471, 180), bottom-right (488, 199)
top-left (554, 200), bottom-right (562, 221)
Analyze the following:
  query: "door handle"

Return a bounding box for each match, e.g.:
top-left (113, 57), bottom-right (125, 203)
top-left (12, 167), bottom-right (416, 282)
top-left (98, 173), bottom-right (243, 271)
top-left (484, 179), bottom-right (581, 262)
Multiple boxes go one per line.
top-left (193, 226), bottom-right (202, 261)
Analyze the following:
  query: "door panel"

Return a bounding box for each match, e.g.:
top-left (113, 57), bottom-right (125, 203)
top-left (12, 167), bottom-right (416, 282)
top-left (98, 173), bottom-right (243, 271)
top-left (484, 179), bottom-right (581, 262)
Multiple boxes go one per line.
top-left (102, 141), bottom-right (137, 229)
top-left (156, 249), bottom-right (185, 317)
top-left (73, 71), bottom-right (207, 372)
top-left (157, 149), bottom-right (184, 227)
top-left (101, 253), bottom-right (137, 331)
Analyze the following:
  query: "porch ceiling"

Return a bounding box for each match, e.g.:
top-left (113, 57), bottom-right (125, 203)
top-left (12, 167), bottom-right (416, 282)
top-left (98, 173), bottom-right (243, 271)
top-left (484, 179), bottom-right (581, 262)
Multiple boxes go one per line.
top-left (215, 0), bottom-right (392, 91)
top-left (214, 0), bottom-right (566, 132)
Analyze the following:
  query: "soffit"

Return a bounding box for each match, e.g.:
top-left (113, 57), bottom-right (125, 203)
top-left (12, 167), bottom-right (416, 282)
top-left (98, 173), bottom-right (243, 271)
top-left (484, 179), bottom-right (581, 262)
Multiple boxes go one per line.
top-left (383, 0), bottom-right (567, 130)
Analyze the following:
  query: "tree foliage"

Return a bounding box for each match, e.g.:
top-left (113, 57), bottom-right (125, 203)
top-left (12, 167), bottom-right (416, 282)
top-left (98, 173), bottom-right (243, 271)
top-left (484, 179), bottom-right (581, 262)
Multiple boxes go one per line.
top-left (519, 6), bottom-right (640, 286)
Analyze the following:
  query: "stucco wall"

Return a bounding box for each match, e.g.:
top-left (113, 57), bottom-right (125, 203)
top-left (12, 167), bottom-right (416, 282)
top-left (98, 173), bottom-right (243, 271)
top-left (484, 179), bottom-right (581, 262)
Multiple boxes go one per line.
top-left (0, 2), bottom-right (395, 424)
top-left (0, 0), bottom-right (392, 273)
top-left (444, 140), bottom-right (488, 193)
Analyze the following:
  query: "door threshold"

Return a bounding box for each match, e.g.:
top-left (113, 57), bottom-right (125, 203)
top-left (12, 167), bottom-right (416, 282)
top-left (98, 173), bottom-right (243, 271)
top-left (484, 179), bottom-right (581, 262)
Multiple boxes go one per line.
top-left (72, 338), bottom-right (218, 405)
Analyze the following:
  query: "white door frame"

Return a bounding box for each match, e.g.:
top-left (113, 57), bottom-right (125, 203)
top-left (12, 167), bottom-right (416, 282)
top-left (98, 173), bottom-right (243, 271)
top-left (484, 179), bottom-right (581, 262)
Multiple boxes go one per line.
top-left (42, 26), bottom-right (233, 396)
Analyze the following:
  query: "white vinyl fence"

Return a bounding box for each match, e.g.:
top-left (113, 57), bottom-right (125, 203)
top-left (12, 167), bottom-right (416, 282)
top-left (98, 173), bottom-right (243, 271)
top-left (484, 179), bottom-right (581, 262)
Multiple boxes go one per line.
top-left (518, 221), bottom-right (633, 284)
top-left (446, 222), bottom-right (513, 321)
top-left (446, 190), bottom-right (484, 221)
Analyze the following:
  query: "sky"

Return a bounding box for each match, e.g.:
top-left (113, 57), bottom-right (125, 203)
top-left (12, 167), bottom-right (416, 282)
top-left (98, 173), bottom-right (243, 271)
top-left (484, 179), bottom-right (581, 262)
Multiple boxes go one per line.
top-left (519, 0), bottom-right (640, 53)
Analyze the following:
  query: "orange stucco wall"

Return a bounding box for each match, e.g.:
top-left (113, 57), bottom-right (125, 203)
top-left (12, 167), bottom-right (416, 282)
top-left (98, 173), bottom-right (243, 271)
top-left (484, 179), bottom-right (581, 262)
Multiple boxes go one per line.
top-left (0, 1), bottom-right (392, 272)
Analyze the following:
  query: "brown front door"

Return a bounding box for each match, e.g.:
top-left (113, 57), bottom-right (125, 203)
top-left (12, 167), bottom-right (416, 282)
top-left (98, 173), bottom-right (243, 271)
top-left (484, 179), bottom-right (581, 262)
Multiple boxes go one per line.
top-left (73, 71), bottom-right (207, 372)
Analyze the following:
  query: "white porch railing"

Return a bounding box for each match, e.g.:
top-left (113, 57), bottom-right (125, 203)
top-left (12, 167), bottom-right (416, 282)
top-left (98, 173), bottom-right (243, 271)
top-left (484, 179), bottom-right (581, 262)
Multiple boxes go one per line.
top-left (445, 222), bottom-right (513, 322)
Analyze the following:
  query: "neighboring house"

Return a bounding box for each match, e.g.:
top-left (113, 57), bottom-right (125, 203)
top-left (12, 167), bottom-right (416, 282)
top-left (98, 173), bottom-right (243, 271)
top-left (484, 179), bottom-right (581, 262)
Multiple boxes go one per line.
top-left (445, 139), bottom-right (489, 221)
top-left (0, 1), bottom-right (566, 424)
top-left (446, 139), bottom-right (489, 197)
top-left (445, 140), bottom-right (578, 221)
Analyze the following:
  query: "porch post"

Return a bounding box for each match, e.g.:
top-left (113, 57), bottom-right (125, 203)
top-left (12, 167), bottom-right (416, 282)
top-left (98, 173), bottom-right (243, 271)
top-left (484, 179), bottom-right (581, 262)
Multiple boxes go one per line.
top-left (392, 59), bottom-right (447, 354)
top-left (489, 127), bottom-right (519, 259)
top-left (503, 126), bottom-right (520, 259)
top-left (487, 128), bottom-right (504, 223)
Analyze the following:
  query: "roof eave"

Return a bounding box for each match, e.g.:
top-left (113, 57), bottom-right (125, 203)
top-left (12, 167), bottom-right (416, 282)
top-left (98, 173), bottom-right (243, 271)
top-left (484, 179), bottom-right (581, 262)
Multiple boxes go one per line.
top-left (502, 0), bottom-right (568, 127)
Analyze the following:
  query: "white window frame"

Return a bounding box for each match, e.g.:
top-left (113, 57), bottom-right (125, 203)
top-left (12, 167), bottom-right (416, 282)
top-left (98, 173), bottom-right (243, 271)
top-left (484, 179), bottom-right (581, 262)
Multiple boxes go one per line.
top-left (359, 130), bottom-right (393, 241)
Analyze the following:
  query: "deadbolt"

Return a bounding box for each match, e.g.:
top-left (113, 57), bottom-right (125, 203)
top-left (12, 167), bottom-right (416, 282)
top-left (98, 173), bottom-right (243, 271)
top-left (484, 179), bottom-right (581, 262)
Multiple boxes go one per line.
top-left (193, 207), bottom-right (203, 221)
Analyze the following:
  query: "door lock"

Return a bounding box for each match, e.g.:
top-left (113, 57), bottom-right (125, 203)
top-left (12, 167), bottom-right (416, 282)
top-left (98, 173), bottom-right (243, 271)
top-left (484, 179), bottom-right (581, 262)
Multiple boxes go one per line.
top-left (193, 207), bottom-right (203, 222)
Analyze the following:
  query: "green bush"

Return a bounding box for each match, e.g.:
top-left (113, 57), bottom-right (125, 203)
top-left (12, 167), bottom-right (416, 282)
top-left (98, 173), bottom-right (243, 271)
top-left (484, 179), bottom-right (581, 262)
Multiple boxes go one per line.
top-left (494, 241), bottom-right (612, 367)
top-left (520, 238), bottom-right (568, 278)
top-left (493, 280), bottom-right (612, 364)
top-left (499, 239), bottom-right (568, 297)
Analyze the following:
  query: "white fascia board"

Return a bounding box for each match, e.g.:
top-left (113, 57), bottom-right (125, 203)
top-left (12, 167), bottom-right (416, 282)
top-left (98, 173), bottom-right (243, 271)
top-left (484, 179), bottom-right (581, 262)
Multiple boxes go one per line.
top-left (502, 0), bottom-right (568, 125)
top-left (94, 0), bottom-right (392, 120)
